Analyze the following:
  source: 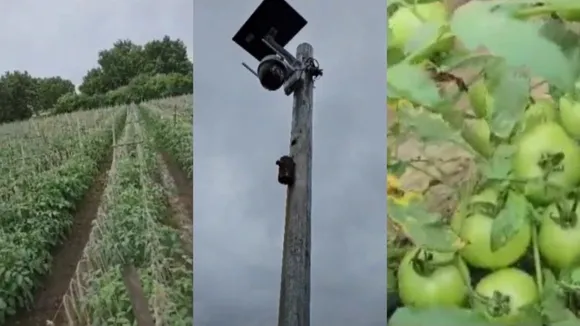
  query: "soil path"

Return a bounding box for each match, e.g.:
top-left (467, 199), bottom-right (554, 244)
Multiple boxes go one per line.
top-left (160, 152), bottom-right (193, 250)
top-left (8, 150), bottom-right (114, 326)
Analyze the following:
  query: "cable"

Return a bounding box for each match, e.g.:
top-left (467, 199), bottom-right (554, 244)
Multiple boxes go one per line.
top-left (303, 57), bottom-right (323, 80)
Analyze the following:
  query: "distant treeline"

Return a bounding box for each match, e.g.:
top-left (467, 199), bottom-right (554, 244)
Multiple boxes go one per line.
top-left (0, 35), bottom-right (193, 123)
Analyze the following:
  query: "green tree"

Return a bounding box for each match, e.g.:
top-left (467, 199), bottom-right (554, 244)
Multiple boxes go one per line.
top-left (78, 67), bottom-right (108, 96)
top-left (35, 76), bottom-right (75, 111)
top-left (78, 36), bottom-right (193, 97)
top-left (141, 36), bottom-right (193, 76)
top-left (0, 71), bottom-right (39, 122)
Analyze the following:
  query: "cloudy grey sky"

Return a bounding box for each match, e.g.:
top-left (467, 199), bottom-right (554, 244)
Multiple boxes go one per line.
top-left (0, 0), bottom-right (193, 85)
top-left (194, 1), bottom-right (387, 325)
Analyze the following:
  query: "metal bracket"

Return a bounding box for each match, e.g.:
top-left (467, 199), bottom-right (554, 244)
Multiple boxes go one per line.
top-left (276, 155), bottom-right (295, 185)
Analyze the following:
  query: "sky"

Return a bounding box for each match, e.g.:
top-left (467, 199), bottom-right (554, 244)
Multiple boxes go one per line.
top-left (193, 0), bottom-right (387, 325)
top-left (0, 0), bottom-right (193, 86)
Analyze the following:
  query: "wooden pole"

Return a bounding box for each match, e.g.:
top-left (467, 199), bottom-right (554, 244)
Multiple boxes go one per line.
top-left (277, 42), bottom-right (314, 326)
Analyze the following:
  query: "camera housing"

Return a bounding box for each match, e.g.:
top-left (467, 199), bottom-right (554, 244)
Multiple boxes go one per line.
top-left (257, 55), bottom-right (290, 91)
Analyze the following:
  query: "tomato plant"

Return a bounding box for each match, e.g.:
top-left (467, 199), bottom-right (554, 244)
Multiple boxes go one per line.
top-left (397, 247), bottom-right (470, 308)
top-left (387, 0), bottom-right (580, 325)
top-left (538, 200), bottom-right (580, 270)
top-left (459, 212), bottom-right (531, 269)
top-left (473, 268), bottom-right (539, 324)
top-left (512, 122), bottom-right (580, 205)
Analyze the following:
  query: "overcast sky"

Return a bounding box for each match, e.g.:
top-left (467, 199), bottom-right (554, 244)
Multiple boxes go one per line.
top-left (0, 0), bottom-right (193, 85)
top-left (194, 1), bottom-right (386, 325)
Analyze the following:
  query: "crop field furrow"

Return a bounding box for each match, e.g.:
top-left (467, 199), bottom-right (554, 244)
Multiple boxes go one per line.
top-left (155, 153), bottom-right (193, 255)
top-left (139, 95), bottom-right (193, 179)
top-left (59, 105), bottom-right (193, 326)
top-left (0, 107), bottom-right (127, 324)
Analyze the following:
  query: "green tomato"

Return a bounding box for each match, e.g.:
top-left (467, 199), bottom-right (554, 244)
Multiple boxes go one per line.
top-left (512, 122), bottom-right (580, 205)
top-left (459, 213), bottom-right (531, 269)
top-left (388, 2), bottom-right (448, 50)
top-left (397, 247), bottom-right (470, 308)
top-left (473, 268), bottom-right (538, 325)
top-left (558, 95), bottom-right (580, 139)
top-left (539, 202), bottom-right (580, 270)
top-left (470, 187), bottom-right (500, 207)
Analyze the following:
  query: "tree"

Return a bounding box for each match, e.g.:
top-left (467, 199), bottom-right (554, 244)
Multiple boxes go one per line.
top-left (35, 77), bottom-right (75, 111)
top-left (78, 36), bottom-right (193, 97)
top-left (0, 71), bottom-right (39, 122)
top-left (141, 36), bottom-right (193, 76)
top-left (78, 67), bottom-right (108, 96)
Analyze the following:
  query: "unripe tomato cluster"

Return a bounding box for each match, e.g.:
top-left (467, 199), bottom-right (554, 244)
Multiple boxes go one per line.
top-left (389, 1), bottom-right (580, 323)
top-left (394, 78), bottom-right (580, 324)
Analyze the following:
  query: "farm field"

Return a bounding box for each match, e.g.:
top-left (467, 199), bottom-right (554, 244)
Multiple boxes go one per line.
top-left (0, 95), bottom-right (193, 325)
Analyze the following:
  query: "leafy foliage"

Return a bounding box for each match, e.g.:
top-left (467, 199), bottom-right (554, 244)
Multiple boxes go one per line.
top-left (388, 0), bottom-right (580, 325)
top-left (139, 96), bottom-right (193, 179)
top-left (0, 107), bottom-right (125, 323)
top-left (65, 108), bottom-right (192, 325)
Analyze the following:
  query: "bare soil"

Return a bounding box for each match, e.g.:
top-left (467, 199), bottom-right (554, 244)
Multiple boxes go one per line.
top-left (121, 265), bottom-right (156, 326)
top-left (7, 151), bottom-right (113, 326)
top-left (159, 152), bottom-right (193, 255)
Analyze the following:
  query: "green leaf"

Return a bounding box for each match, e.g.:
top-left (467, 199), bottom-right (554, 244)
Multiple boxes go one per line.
top-left (387, 62), bottom-right (442, 108)
top-left (387, 159), bottom-right (408, 177)
top-left (451, 1), bottom-right (574, 92)
top-left (398, 109), bottom-right (475, 155)
top-left (439, 52), bottom-right (501, 73)
top-left (539, 19), bottom-right (580, 86)
top-left (389, 307), bottom-right (495, 326)
top-left (481, 144), bottom-right (515, 180)
top-left (404, 21), bottom-right (443, 55)
top-left (541, 269), bottom-right (579, 326)
top-left (490, 191), bottom-right (529, 252)
top-left (388, 198), bottom-right (465, 252)
top-left (489, 68), bottom-right (530, 139)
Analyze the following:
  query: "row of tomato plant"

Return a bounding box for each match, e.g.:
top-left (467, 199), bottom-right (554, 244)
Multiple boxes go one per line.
top-left (0, 107), bottom-right (126, 324)
top-left (0, 110), bottom-right (112, 199)
top-left (61, 106), bottom-right (192, 325)
top-left (387, 0), bottom-right (580, 325)
top-left (139, 96), bottom-right (193, 179)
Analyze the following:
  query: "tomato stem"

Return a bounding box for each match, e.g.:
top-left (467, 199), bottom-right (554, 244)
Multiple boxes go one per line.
top-left (531, 223), bottom-right (544, 295)
top-left (484, 291), bottom-right (511, 318)
top-left (555, 199), bottom-right (578, 228)
top-left (411, 249), bottom-right (436, 277)
top-left (513, 6), bottom-right (552, 19)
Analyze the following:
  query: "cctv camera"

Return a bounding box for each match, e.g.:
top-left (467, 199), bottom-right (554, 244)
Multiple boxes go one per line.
top-left (257, 55), bottom-right (290, 91)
